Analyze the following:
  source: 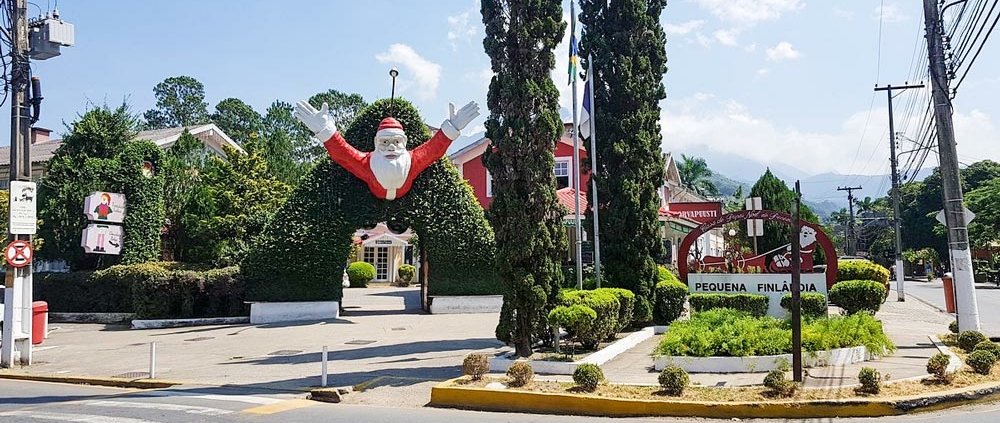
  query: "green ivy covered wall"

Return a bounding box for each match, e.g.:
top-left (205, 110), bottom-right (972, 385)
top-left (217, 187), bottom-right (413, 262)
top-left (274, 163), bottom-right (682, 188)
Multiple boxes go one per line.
top-left (243, 98), bottom-right (500, 302)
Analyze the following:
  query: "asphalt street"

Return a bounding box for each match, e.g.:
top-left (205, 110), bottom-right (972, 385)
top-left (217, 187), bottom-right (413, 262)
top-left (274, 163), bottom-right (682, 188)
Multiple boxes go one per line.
top-left (901, 278), bottom-right (1000, 338)
top-left (4, 379), bottom-right (1000, 423)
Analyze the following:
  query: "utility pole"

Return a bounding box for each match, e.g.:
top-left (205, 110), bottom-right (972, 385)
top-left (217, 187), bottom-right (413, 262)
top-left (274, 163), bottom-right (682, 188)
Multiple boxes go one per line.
top-left (1, 0), bottom-right (32, 368)
top-left (924, 0), bottom-right (981, 331)
top-left (875, 83), bottom-right (924, 302)
top-left (791, 181), bottom-right (802, 382)
top-left (837, 186), bottom-right (862, 256)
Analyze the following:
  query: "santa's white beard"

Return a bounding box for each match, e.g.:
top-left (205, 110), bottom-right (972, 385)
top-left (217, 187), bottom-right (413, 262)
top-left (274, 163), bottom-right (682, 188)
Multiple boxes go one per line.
top-left (370, 151), bottom-right (412, 198)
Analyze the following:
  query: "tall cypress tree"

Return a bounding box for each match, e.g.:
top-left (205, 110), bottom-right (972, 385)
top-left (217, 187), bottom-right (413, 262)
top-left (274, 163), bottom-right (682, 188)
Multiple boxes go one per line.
top-left (482, 0), bottom-right (567, 357)
top-left (579, 0), bottom-right (667, 321)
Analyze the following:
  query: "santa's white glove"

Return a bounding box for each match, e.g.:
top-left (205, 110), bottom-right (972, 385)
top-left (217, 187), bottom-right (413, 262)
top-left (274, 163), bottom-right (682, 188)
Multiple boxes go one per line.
top-left (294, 101), bottom-right (338, 142)
top-left (440, 101), bottom-right (480, 140)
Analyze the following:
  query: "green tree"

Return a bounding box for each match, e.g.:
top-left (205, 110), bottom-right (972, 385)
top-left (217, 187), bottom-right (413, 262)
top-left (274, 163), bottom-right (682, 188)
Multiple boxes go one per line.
top-left (302, 90), bottom-right (367, 161)
top-left (677, 154), bottom-right (719, 196)
top-left (143, 76), bottom-right (211, 129)
top-left (482, 0), bottom-right (567, 357)
top-left (966, 178), bottom-right (1000, 249)
top-left (259, 100), bottom-right (309, 184)
top-left (579, 0), bottom-right (667, 319)
top-left (746, 169), bottom-right (818, 255)
top-left (160, 131), bottom-right (210, 261)
top-left (211, 98), bottom-right (263, 146)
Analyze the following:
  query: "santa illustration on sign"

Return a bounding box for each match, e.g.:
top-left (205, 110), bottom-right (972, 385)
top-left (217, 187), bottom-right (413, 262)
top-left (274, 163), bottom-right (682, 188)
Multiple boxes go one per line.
top-left (294, 87), bottom-right (479, 200)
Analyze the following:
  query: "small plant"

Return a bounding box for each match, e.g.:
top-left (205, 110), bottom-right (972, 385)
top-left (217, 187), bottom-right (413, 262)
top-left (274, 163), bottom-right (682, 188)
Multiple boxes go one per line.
top-left (506, 361), bottom-right (534, 387)
top-left (949, 320), bottom-right (959, 334)
top-left (396, 264), bottom-right (416, 287)
top-left (763, 370), bottom-right (797, 397)
top-left (856, 367), bottom-right (881, 395)
top-left (926, 353), bottom-right (953, 383)
top-left (828, 279), bottom-right (886, 315)
top-left (658, 366), bottom-right (689, 396)
top-left (462, 353), bottom-right (490, 380)
top-left (967, 350), bottom-right (997, 375)
top-left (346, 261), bottom-right (376, 288)
top-left (572, 363), bottom-right (605, 392)
top-left (973, 341), bottom-right (1000, 361)
top-left (958, 330), bottom-right (988, 352)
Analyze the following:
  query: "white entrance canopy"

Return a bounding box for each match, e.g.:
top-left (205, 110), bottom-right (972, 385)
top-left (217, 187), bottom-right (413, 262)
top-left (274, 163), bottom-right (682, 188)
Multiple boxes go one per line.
top-left (362, 233), bottom-right (410, 247)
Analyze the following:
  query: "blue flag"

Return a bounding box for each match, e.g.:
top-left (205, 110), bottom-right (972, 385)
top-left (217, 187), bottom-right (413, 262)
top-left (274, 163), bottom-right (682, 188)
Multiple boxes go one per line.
top-left (580, 76), bottom-right (592, 139)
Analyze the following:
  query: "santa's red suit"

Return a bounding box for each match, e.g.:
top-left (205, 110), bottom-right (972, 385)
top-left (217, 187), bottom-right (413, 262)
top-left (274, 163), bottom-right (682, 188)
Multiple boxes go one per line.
top-left (322, 117), bottom-right (455, 200)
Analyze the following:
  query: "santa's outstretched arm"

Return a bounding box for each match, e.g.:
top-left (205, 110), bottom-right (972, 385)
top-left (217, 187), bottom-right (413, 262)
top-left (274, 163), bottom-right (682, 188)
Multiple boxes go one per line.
top-left (294, 100), bottom-right (366, 175)
top-left (411, 101), bottom-right (481, 173)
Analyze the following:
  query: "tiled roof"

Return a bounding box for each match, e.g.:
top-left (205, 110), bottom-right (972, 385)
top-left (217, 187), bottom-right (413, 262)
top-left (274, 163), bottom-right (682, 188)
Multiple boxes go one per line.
top-left (557, 187), bottom-right (588, 216)
top-left (0, 141), bottom-right (63, 166)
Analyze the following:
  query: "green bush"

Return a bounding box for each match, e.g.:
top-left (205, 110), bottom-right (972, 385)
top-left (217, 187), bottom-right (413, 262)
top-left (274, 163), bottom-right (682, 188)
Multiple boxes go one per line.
top-left (547, 305), bottom-right (597, 343)
top-left (950, 320), bottom-right (960, 334)
top-left (397, 264), bottom-right (416, 286)
top-left (828, 280), bottom-right (886, 315)
top-left (572, 363), bottom-right (604, 392)
top-left (959, 330), bottom-right (988, 352)
top-left (506, 361), bottom-right (534, 387)
top-left (763, 370), bottom-right (797, 397)
top-left (598, 288), bottom-right (635, 332)
top-left (462, 353), bottom-right (490, 380)
top-left (658, 366), bottom-right (689, 396)
top-left (857, 367), bottom-right (881, 395)
top-left (689, 293), bottom-right (768, 317)
top-left (655, 308), bottom-right (895, 357)
top-left (35, 271), bottom-right (133, 313)
top-left (653, 280), bottom-right (688, 325)
top-left (346, 261), bottom-right (376, 288)
top-left (561, 289), bottom-right (621, 349)
top-left (837, 260), bottom-right (890, 288)
top-left (780, 293), bottom-right (828, 319)
top-left (927, 353), bottom-right (952, 383)
top-left (973, 341), bottom-right (1000, 360)
top-left (658, 265), bottom-right (680, 283)
top-left (967, 350), bottom-right (996, 375)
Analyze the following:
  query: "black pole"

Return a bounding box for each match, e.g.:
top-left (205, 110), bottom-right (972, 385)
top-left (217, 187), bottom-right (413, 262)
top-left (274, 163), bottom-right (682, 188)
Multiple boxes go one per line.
top-left (389, 67), bottom-right (399, 117)
top-left (791, 180), bottom-right (802, 382)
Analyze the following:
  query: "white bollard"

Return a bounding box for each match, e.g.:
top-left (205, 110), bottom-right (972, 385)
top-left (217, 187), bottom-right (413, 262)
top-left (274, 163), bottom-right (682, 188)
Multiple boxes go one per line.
top-left (149, 342), bottom-right (156, 379)
top-left (321, 346), bottom-right (328, 387)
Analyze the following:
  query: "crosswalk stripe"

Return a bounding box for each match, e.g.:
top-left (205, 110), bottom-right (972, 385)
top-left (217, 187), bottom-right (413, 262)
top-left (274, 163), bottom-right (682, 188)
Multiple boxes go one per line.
top-left (0, 410), bottom-right (160, 423)
top-left (137, 390), bottom-right (284, 405)
top-left (242, 398), bottom-right (317, 415)
top-left (85, 400), bottom-right (233, 416)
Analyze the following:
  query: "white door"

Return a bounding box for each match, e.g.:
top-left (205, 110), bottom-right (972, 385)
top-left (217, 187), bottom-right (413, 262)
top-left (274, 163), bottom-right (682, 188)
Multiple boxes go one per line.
top-left (375, 247), bottom-right (389, 281)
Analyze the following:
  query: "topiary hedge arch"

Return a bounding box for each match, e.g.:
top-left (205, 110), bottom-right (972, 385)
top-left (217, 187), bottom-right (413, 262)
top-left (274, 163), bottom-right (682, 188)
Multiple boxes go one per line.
top-left (243, 98), bottom-right (500, 303)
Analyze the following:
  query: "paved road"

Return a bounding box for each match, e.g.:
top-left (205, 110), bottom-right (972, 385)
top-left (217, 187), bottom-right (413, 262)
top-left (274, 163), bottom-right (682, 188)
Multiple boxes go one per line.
top-left (5, 379), bottom-right (1000, 423)
top-left (901, 278), bottom-right (1000, 337)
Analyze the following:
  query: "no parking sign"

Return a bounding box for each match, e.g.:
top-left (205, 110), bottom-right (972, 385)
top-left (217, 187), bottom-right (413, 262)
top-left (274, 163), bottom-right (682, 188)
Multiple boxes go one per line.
top-left (5, 240), bottom-right (32, 268)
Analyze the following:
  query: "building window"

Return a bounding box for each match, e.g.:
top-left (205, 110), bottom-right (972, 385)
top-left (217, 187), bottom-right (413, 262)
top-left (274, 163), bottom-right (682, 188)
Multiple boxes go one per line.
top-left (486, 171), bottom-right (493, 197)
top-left (555, 159), bottom-right (571, 189)
top-left (363, 247), bottom-right (375, 265)
top-left (375, 247), bottom-right (389, 280)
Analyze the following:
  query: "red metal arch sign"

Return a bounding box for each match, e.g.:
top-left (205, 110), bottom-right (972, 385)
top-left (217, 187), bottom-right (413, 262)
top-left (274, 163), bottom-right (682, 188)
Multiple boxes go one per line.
top-left (677, 209), bottom-right (839, 289)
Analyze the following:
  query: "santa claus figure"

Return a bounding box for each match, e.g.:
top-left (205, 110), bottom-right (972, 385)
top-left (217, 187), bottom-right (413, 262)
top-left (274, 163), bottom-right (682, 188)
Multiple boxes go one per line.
top-left (294, 100), bottom-right (479, 200)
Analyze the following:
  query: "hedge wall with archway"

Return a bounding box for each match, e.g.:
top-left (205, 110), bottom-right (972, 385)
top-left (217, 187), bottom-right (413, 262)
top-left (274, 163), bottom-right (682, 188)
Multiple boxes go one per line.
top-left (243, 98), bottom-right (500, 302)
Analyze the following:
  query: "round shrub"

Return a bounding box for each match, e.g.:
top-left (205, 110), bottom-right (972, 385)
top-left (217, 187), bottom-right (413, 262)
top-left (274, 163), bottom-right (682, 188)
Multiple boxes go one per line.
top-left (658, 265), bottom-right (680, 283)
top-left (462, 353), bottom-right (490, 380)
top-left (763, 370), bottom-right (796, 397)
top-left (561, 289), bottom-right (621, 349)
top-left (857, 367), bottom-right (881, 395)
top-left (572, 363), bottom-right (604, 392)
top-left (658, 366), bottom-right (689, 396)
top-left (506, 361), bottom-right (534, 387)
top-left (346, 261), bottom-right (376, 288)
top-left (837, 260), bottom-right (890, 289)
top-left (828, 280), bottom-right (886, 315)
top-left (967, 350), bottom-right (996, 375)
top-left (949, 320), bottom-right (960, 334)
top-left (780, 293), bottom-right (828, 319)
top-left (598, 288), bottom-right (636, 332)
top-left (973, 341), bottom-right (1000, 360)
top-left (547, 304), bottom-right (597, 341)
top-left (958, 330), bottom-right (988, 352)
top-left (396, 264), bottom-right (416, 286)
top-left (927, 353), bottom-right (952, 382)
top-left (654, 280), bottom-right (688, 325)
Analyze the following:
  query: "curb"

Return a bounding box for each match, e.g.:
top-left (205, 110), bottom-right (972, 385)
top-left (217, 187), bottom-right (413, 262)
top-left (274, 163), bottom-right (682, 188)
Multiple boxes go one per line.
top-left (0, 372), bottom-right (184, 389)
top-left (307, 386), bottom-right (353, 403)
top-left (130, 316), bottom-right (250, 330)
top-left (428, 377), bottom-right (1000, 418)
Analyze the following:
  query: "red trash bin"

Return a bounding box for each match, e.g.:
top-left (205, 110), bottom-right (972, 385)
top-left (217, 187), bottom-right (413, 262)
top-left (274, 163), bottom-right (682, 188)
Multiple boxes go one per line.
top-left (942, 276), bottom-right (956, 314)
top-left (31, 301), bottom-right (48, 345)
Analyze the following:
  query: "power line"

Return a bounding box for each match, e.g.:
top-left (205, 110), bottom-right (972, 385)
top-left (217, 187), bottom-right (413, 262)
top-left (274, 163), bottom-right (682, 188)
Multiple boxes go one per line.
top-left (953, 3), bottom-right (1000, 91)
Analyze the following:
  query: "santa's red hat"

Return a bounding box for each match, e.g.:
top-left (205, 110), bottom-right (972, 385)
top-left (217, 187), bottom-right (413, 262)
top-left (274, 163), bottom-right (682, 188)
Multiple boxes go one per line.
top-left (376, 117), bottom-right (406, 138)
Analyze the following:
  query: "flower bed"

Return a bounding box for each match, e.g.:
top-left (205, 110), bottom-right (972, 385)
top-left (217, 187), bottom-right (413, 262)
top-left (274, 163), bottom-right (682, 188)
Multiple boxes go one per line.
top-left (490, 327), bottom-right (654, 375)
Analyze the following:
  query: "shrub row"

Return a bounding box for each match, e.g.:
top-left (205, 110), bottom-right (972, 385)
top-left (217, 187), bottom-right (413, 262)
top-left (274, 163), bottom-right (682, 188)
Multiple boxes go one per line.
top-left (689, 293), bottom-right (769, 317)
top-left (780, 293), bottom-right (828, 319)
top-left (557, 288), bottom-right (627, 349)
top-left (35, 263), bottom-right (247, 319)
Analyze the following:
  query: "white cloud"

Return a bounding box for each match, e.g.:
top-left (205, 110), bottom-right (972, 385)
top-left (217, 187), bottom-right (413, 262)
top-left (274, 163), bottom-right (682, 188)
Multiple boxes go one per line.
top-left (765, 41), bottom-right (800, 62)
top-left (757, 68), bottom-right (770, 76)
top-left (375, 44), bottom-right (442, 101)
top-left (714, 29), bottom-right (740, 46)
top-left (875, 4), bottom-right (910, 23)
top-left (447, 9), bottom-right (479, 50)
top-left (665, 20), bottom-right (705, 35)
top-left (695, 32), bottom-right (714, 48)
top-left (744, 42), bottom-right (757, 52)
top-left (465, 68), bottom-right (493, 92)
top-left (692, 0), bottom-right (803, 25)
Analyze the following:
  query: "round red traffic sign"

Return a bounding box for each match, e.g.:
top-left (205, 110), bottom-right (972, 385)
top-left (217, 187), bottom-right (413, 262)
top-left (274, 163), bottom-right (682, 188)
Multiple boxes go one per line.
top-left (5, 240), bottom-right (32, 268)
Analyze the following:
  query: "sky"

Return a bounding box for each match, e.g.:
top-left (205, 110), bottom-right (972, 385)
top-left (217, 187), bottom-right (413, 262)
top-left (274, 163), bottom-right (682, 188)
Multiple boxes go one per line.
top-left (6, 0), bottom-right (1000, 202)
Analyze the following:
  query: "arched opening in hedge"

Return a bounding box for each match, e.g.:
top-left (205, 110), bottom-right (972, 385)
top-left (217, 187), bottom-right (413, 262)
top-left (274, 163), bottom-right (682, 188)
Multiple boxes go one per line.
top-left (242, 99), bottom-right (500, 304)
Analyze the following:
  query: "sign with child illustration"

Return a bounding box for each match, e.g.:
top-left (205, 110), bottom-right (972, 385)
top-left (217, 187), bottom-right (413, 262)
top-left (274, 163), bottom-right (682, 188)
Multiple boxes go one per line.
top-left (81, 191), bottom-right (126, 255)
top-left (678, 209), bottom-right (839, 317)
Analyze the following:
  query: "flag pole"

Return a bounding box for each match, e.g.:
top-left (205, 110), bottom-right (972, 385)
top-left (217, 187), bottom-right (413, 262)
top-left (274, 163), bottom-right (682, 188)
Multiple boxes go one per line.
top-left (586, 55), bottom-right (602, 288)
top-left (570, 2), bottom-right (583, 290)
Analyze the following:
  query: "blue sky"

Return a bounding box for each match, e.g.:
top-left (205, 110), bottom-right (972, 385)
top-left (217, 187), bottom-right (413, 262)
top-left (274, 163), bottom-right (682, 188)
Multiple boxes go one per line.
top-left (10, 1), bottom-right (1000, 191)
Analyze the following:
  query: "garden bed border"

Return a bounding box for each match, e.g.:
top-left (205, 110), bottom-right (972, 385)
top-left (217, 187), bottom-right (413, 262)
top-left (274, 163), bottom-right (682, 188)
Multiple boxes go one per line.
top-left (490, 326), bottom-right (654, 375)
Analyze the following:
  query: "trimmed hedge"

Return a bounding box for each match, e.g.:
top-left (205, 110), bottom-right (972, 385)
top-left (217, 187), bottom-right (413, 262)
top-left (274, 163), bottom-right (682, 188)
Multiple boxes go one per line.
top-left (837, 260), bottom-right (890, 289)
top-left (347, 261), bottom-right (376, 288)
top-left (689, 293), bottom-right (768, 317)
top-left (653, 280), bottom-right (688, 325)
top-left (547, 304), bottom-right (597, 342)
top-left (829, 280), bottom-right (886, 315)
top-left (561, 289), bottom-right (621, 349)
top-left (35, 271), bottom-right (134, 313)
top-left (780, 293), bottom-right (828, 319)
top-left (600, 288), bottom-right (635, 332)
